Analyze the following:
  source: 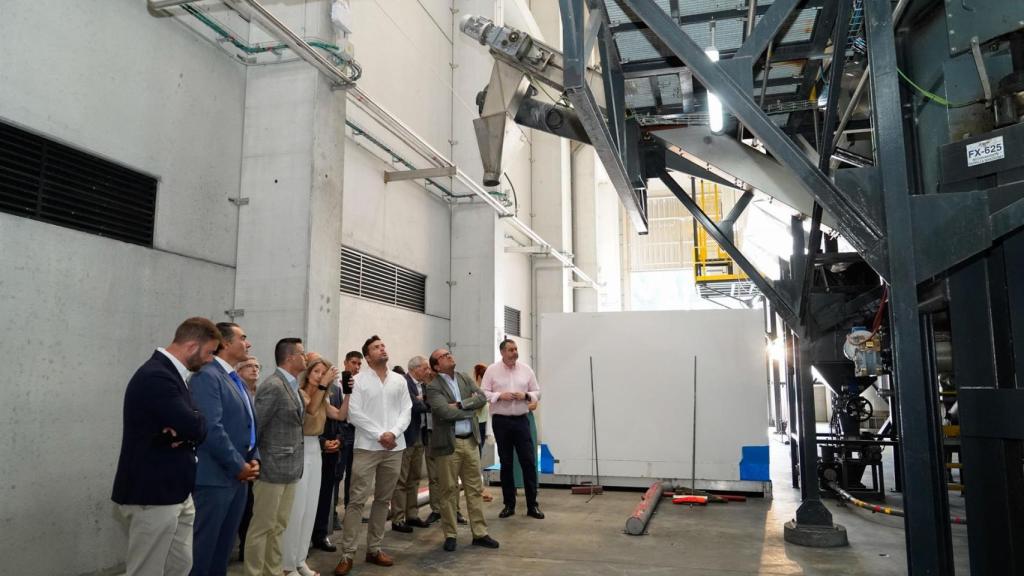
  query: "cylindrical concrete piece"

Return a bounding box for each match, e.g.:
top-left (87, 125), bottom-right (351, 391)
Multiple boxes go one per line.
top-left (625, 481), bottom-right (664, 535)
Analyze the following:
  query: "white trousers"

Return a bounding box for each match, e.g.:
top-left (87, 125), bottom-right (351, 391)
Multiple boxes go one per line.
top-left (281, 437), bottom-right (322, 571)
top-left (118, 496), bottom-right (195, 576)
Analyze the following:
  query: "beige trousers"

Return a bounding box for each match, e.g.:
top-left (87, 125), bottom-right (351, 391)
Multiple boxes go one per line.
top-left (118, 496), bottom-right (195, 576)
top-left (243, 480), bottom-right (297, 576)
top-left (392, 441), bottom-right (424, 524)
top-left (339, 448), bottom-right (403, 560)
top-left (438, 436), bottom-right (488, 539)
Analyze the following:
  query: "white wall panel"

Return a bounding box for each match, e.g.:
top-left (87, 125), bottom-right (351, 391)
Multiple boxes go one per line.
top-left (538, 310), bottom-right (768, 483)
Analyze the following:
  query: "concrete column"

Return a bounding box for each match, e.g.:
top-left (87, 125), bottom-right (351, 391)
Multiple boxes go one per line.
top-left (450, 202), bottom-right (501, 364)
top-left (234, 1), bottom-right (343, 364)
top-left (574, 148), bottom-right (623, 312)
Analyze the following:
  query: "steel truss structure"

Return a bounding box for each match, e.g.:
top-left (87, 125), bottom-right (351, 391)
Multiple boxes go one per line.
top-left (468, 0), bottom-right (1024, 573)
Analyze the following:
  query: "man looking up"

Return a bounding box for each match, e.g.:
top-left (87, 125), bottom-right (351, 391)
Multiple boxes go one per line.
top-left (333, 336), bottom-right (411, 576)
top-left (390, 355), bottom-right (431, 532)
top-left (426, 349), bottom-right (499, 553)
top-left (481, 339), bottom-right (544, 520)
top-left (191, 322), bottom-right (260, 576)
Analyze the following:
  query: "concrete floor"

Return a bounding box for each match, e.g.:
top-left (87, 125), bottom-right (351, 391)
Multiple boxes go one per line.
top-left (229, 438), bottom-right (971, 576)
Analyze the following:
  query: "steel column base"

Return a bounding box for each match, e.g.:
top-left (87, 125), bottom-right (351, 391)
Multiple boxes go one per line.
top-left (783, 520), bottom-right (849, 547)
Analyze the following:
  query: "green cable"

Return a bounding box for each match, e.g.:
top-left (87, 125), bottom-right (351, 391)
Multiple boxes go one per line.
top-left (896, 68), bottom-right (979, 109)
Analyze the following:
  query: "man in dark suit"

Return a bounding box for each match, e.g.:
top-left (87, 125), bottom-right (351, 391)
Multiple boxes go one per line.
top-left (190, 323), bottom-right (261, 576)
top-left (244, 338), bottom-right (307, 576)
top-left (425, 348), bottom-right (499, 553)
top-left (112, 317), bottom-right (218, 576)
top-left (390, 356), bottom-right (431, 532)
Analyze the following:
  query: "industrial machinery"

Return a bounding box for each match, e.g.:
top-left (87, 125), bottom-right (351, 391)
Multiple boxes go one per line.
top-left (463, 1), bottom-right (1024, 573)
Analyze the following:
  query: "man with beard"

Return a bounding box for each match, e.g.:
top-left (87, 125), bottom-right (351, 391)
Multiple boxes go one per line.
top-left (112, 317), bottom-right (217, 576)
top-left (333, 336), bottom-right (411, 576)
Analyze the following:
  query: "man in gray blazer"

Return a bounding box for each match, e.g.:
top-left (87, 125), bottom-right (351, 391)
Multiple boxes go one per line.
top-left (244, 338), bottom-right (307, 576)
top-left (425, 348), bottom-right (499, 553)
top-left (191, 322), bottom-right (261, 576)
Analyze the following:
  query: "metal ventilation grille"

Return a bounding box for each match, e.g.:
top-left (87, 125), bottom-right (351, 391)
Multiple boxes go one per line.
top-left (504, 306), bottom-right (522, 337)
top-left (340, 246), bottom-right (426, 313)
top-left (0, 120), bottom-right (156, 246)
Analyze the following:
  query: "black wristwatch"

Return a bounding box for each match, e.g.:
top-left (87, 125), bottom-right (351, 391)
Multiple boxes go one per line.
top-left (317, 384), bottom-right (329, 391)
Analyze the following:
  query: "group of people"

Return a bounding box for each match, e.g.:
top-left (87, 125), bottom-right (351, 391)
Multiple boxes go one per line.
top-left (111, 317), bottom-right (544, 576)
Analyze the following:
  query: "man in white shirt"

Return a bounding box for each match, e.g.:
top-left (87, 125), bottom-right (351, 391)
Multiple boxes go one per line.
top-left (334, 336), bottom-right (412, 576)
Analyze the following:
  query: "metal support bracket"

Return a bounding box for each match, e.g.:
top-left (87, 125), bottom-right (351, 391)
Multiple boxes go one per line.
top-left (621, 0), bottom-right (886, 275)
top-left (383, 166), bottom-right (457, 183)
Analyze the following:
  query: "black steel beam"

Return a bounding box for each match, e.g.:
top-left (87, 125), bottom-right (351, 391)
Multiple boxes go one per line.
top-left (657, 168), bottom-right (799, 327)
top-left (561, 0), bottom-right (649, 233)
top-left (735, 0), bottom-right (802, 63)
top-left (621, 0), bottom-right (886, 274)
top-left (863, 0), bottom-right (952, 573)
top-left (798, 0), bottom-right (854, 322)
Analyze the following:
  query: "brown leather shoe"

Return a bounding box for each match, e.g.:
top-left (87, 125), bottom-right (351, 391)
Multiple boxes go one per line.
top-left (365, 550), bottom-right (394, 567)
top-left (333, 557), bottom-right (353, 575)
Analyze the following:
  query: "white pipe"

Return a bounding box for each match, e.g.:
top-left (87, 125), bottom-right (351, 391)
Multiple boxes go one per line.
top-left (346, 86), bottom-right (599, 288)
top-left (230, 0), bottom-right (356, 87)
top-left (217, 0), bottom-right (596, 288)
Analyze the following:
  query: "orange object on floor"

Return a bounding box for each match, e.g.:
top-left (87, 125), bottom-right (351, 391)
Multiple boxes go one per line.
top-left (672, 495), bottom-right (708, 505)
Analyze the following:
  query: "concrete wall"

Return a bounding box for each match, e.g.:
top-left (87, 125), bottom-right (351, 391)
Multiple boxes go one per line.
top-left (0, 1), bottom-right (245, 572)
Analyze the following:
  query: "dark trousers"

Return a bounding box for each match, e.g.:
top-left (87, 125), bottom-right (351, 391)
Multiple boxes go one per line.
top-left (338, 427), bottom-right (355, 507)
top-left (491, 413), bottom-right (537, 509)
top-left (237, 482), bottom-right (253, 558)
top-left (192, 482), bottom-right (248, 576)
top-left (312, 449), bottom-right (341, 540)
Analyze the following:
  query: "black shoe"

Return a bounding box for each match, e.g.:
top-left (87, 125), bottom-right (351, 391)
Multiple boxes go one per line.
top-left (425, 511), bottom-right (442, 525)
top-left (498, 506), bottom-right (515, 518)
top-left (457, 512), bottom-right (468, 525)
top-left (312, 536), bottom-right (338, 552)
top-left (406, 517), bottom-right (429, 528)
top-left (443, 537), bottom-right (457, 552)
top-left (472, 535), bottom-right (500, 549)
top-left (391, 522), bottom-right (413, 533)
top-left (527, 506), bottom-right (545, 519)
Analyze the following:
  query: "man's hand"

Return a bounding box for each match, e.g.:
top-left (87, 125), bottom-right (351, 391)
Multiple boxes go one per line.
top-left (237, 461), bottom-right (260, 482)
top-left (498, 392), bottom-right (517, 402)
top-left (324, 439), bottom-right (340, 453)
top-left (516, 391), bottom-right (528, 401)
top-left (379, 432), bottom-right (397, 450)
top-left (162, 427), bottom-right (184, 449)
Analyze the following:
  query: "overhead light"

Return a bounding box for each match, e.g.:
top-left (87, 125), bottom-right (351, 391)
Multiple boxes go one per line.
top-left (704, 20), bottom-right (724, 134)
top-left (705, 46), bottom-right (724, 133)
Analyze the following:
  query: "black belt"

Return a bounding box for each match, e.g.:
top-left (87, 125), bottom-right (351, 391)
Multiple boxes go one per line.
top-left (455, 433), bottom-right (473, 439)
top-left (492, 413), bottom-right (527, 418)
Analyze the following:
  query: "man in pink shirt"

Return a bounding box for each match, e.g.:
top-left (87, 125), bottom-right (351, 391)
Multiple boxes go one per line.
top-left (480, 339), bottom-right (544, 520)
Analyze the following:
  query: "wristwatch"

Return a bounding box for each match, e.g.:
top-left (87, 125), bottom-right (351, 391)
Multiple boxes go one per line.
top-left (317, 384), bottom-right (329, 391)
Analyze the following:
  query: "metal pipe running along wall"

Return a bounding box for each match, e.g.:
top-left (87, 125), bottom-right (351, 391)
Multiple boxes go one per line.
top-left (205, 0), bottom-right (599, 289)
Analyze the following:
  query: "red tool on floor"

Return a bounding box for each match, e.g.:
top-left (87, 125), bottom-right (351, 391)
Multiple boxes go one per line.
top-left (671, 494), bottom-right (708, 505)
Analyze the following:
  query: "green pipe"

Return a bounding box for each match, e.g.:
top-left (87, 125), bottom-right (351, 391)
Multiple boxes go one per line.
top-left (182, 4), bottom-right (357, 73)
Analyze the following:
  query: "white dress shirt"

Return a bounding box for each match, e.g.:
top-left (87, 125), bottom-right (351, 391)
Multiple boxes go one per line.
top-left (347, 368), bottom-right (412, 451)
top-left (157, 347), bottom-right (191, 388)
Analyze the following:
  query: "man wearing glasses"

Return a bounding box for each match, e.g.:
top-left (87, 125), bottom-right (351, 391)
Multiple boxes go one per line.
top-left (244, 338), bottom-right (307, 576)
top-left (235, 356), bottom-right (261, 561)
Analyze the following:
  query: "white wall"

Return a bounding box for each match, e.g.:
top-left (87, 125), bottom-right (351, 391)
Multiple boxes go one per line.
top-left (0, 1), bottom-right (245, 572)
top-left (340, 141), bottom-right (452, 363)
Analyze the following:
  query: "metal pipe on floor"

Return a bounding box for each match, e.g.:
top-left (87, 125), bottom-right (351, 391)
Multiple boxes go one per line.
top-left (625, 481), bottom-right (665, 535)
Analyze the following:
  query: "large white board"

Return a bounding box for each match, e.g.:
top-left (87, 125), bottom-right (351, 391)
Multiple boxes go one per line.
top-left (538, 310), bottom-right (768, 484)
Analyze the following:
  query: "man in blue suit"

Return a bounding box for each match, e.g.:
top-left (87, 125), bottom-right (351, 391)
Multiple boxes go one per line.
top-left (112, 317), bottom-right (218, 576)
top-left (190, 323), bottom-right (261, 576)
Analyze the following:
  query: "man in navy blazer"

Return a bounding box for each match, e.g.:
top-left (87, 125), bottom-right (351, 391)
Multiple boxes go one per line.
top-left (112, 317), bottom-right (218, 576)
top-left (190, 323), bottom-right (261, 576)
